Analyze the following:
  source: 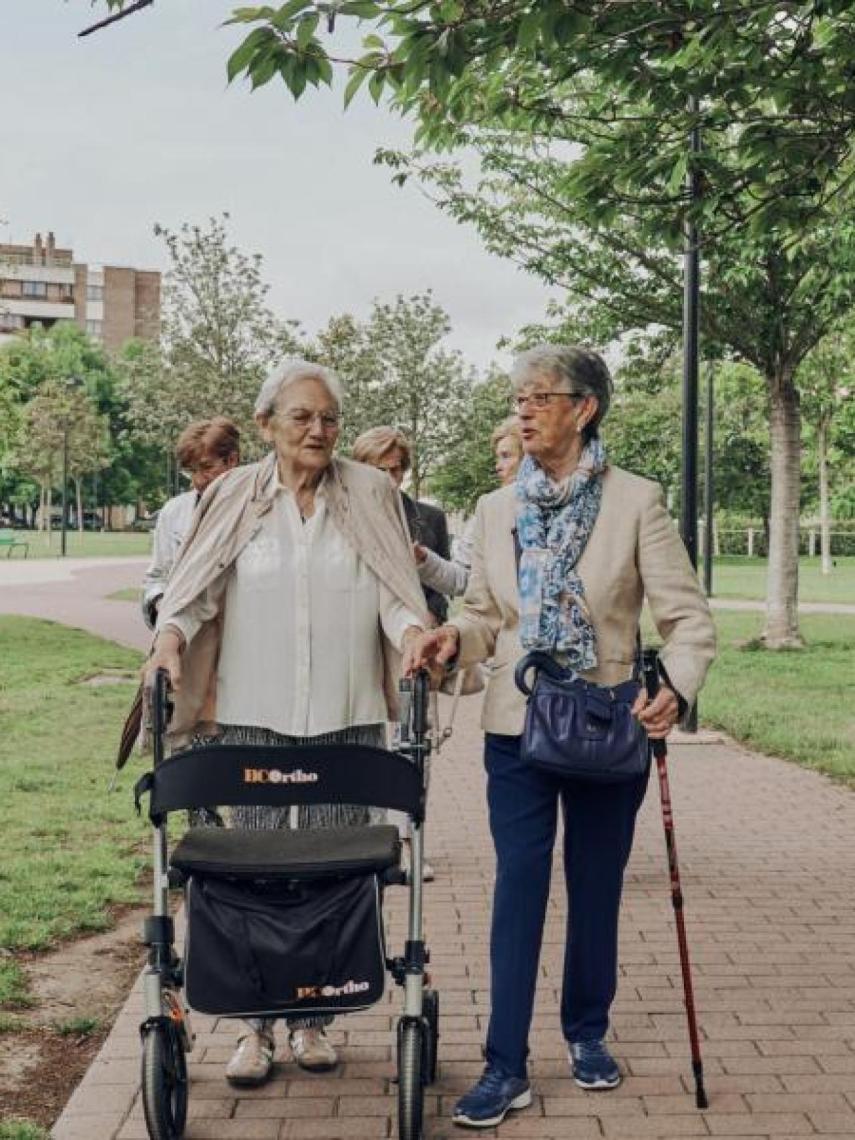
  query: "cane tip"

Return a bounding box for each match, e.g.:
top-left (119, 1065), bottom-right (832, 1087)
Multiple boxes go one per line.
top-left (696, 1085), bottom-right (709, 1110)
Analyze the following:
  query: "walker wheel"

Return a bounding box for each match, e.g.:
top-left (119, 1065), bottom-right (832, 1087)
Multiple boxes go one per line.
top-left (423, 988), bottom-right (439, 1085)
top-left (142, 1020), bottom-right (188, 1140)
top-left (397, 1018), bottom-right (424, 1140)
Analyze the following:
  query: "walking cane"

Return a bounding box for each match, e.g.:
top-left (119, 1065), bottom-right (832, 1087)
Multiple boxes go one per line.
top-left (641, 649), bottom-right (709, 1110)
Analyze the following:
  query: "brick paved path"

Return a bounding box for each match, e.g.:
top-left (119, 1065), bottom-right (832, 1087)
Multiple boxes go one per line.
top-left (52, 691), bottom-right (855, 1139)
top-left (9, 560), bottom-right (852, 1139)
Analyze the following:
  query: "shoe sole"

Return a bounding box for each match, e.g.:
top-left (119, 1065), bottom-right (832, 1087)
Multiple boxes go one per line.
top-left (225, 1070), bottom-right (273, 1088)
top-left (573, 1072), bottom-right (622, 1090)
top-left (453, 1087), bottom-right (532, 1128)
top-left (294, 1057), bottom-right (339, 1073)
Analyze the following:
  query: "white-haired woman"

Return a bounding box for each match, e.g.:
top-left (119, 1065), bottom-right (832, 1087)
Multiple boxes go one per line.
top-left (143, 360), bottom-right (428, 1087)
top-left (408, 345), bottom-right (715, 1128)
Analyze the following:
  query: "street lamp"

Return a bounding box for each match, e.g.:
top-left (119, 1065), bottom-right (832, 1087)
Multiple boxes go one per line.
top-left (681, 95), bottom-right (702, 732)
top-left (60, 376), bottom-right (84, 558)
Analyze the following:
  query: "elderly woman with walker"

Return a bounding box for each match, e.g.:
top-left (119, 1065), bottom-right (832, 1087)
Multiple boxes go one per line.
top-left (142, 360), bottom-right (428, 1088)
top-left (407, 344), bottom-right (716, 1129)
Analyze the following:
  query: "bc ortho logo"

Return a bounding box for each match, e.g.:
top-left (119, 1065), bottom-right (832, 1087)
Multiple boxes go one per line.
top-left (243, 767), bottom-right (319, 784)
top-left (295, 979), bottom-right (371, 1001)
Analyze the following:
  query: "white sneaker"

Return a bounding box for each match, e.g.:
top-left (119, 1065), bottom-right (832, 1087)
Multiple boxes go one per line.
top-left (225, 1029), bottom-right (275, 1087)
top-left (401, 839), bottom-right (435, 882)
top-left (289, 1027), bottom-right (339, 1072)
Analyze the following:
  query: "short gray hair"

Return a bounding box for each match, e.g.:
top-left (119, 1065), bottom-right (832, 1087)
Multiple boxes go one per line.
top-left (511, 344), bottom-right (613, 439)
top-left (254, 358), bottom-right (343, 420)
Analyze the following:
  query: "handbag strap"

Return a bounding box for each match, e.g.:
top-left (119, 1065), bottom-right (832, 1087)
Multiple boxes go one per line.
top-left (432, 670), bottom-right (465, 751)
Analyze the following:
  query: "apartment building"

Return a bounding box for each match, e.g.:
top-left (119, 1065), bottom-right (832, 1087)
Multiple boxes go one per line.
top-left (0, 231), bottom-right (160, 350)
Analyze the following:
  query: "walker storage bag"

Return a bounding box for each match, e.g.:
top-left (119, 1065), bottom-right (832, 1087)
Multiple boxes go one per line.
top-left (184, 873), bottom-right (386, 1017)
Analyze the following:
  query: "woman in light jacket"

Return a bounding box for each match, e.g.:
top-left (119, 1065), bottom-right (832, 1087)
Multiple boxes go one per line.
top-left (408, 345), bottom-right (716, 1129)
top-left (143, 360), bottom-right (427, 1088)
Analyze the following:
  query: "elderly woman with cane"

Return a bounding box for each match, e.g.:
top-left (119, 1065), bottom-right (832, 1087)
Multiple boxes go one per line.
top-left (142, 360), bottom-right (428, 1088)
top-left (407, 344), bottom-right (716, 1129)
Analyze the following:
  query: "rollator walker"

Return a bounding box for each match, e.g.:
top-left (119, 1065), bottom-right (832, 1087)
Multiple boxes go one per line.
top-left (133, 668), bottom-right (439, 1140)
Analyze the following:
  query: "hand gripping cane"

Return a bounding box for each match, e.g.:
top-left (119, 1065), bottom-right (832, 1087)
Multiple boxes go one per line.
top-left (641, 649), bottom-right (709, 1110)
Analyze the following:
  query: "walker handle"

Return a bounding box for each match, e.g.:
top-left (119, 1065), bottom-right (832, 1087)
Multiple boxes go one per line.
top-left (151, 668), bottom-right (173, 767)
top-left (412, 669), bottom-right (430, 739)
top-left (398, 677), bottom-right (413, 743)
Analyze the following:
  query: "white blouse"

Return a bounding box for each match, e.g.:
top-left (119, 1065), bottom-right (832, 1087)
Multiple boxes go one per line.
top-left (163, 482), bottom-right (421, 737)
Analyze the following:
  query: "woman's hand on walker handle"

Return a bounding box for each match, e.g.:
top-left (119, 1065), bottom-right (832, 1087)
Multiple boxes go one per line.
top-left (142, 626), bottom-right (185, 693)
top-left (632, 683), bottom-right (679, 740)
top-left (403, 624), bottom-right (460, 678)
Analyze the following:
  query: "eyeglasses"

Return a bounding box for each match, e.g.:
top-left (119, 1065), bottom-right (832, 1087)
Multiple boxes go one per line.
top-left (279, 409), bottom-right (342, 431)
top-left (510, 391), bottom-right (586, 412)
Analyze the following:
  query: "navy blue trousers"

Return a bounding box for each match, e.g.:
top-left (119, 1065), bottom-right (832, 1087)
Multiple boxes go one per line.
top-left (484, 733), bottom-right (650, 1078)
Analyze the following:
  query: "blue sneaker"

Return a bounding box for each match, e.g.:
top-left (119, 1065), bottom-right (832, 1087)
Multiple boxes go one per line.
top-left (569, 1039), bottom-right (621, 1089)
top-left (452, 1066), bottom-right (532, 1128)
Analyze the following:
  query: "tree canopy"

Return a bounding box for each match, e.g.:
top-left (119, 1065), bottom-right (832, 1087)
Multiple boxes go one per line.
top-left (96, 1), bottom-right (855, 243)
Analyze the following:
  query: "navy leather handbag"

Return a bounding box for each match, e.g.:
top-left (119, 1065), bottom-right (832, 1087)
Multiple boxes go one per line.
top-left (514, 651), bottom-right (649, 783)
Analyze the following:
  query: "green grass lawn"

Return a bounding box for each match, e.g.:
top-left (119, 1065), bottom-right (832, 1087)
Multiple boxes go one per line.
top-left (643, 609), bottom-right (855, 781)
top-left (711, 555), bottom-right (855, 605)
top-left (0, 617), bottom-right (147, 1011)
top-left (11, 530), bottom-right (152, 560)
top-left (0, 1121), bottom-right (49, 1140)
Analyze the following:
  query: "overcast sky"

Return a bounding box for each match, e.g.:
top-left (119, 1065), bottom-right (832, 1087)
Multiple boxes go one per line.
top-left (0, 1), bottom-right (557, 372)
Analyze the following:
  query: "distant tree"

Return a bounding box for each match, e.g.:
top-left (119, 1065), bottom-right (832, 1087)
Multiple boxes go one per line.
top-left (797, 332), bottom-right (855, 573)
top-left (429, 369), bottom-right (511, 511)
top-left (0, 324), bottom-right (139, 524)
top-left (313, 292), bottom-right (471, 497)
top-left (12, 380), bottom-right (109, 541)
top-left (119, 215), bottom-right (304, 458)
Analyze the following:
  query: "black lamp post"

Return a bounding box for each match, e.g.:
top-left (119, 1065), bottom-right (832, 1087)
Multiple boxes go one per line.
top-left (681, 96), bottom-right (702, 731)
top-left (703, 360), bottom-right (715, 598)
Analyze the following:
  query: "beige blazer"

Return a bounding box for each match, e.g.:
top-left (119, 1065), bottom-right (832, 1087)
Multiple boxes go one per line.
top-left (155, 452), bottom-right (429, 746)
top-left (451, 466), bottom-right (716, 736)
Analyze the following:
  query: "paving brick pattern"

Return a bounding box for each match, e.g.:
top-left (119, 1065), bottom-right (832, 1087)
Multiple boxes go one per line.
top-left (52, 693), bottom-right (855, 1140)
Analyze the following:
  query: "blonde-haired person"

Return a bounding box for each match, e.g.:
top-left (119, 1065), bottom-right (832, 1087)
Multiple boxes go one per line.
top-left (142, 361), bottom-right (428, 1087)
top-left (141, 417), bottom-right (241, 629)
top-left (416, 416), bottom-right (524, 599)
top-left (351, 426), bottom-right (453, 626)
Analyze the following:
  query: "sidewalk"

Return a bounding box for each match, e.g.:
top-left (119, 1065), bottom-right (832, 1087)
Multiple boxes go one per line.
top-left (0, 557), bottom-right (150, 652)
top-left (52, 695), bottom-right (855, 1139)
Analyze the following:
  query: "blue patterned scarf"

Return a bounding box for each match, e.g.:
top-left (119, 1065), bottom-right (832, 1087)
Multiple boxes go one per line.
top-left (516, 439), bottom-right (607, 670)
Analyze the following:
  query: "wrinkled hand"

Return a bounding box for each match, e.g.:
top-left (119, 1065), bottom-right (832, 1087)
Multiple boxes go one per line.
top-left (632, 684), bottom-right (679, 740)
top-left (413, 542), bottom-right (428, 565)
top-left (142, 627), bottom-right (184, 694)
top-left (403, 625), bottom-right (460, 678)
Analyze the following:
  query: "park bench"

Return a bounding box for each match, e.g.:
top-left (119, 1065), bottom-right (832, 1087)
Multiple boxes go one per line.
top-left (0, 529), bottom-right (29, 558)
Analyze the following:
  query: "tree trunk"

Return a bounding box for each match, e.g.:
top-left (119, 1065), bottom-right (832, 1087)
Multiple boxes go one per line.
top-left (45, 486), bottom-right (53, 547)
top-left (763, 371), bottom-right (803, 648)
top-left (75, 478), bottom-right (84, 534)
top-left (818, 415), bottom-right (832, 575)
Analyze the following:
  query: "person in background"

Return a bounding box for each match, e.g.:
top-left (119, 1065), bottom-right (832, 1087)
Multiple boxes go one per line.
top-left (141, 417), bottom-right (240, 629)
top-left (416, 416), bottom-right (523, 599)
top-left (351, 426), bottom-right (452, 627)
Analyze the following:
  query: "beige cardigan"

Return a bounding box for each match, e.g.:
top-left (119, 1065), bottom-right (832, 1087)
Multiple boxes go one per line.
top-left (452, 466), bottom-right (717, 736)
top-left (155, 452), bottom-right (429, 746)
